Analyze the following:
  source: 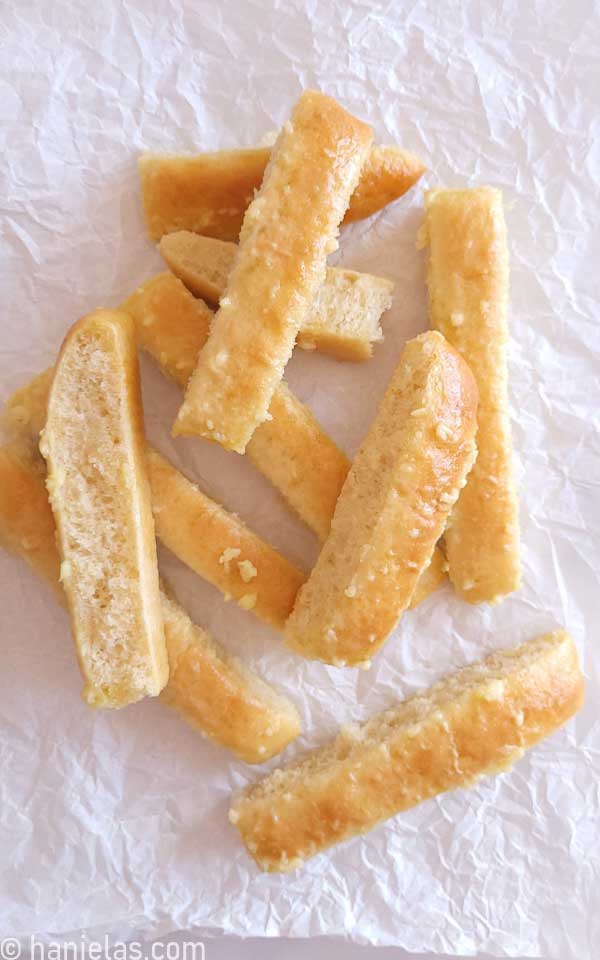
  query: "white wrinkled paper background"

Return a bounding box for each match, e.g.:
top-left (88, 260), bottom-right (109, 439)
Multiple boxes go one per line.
top-left (1, 1), bottom-right (598, 956)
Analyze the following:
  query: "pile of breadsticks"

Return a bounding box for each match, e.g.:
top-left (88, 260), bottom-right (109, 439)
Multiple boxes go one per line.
top-left (0, 90), bottom-right (584, 873)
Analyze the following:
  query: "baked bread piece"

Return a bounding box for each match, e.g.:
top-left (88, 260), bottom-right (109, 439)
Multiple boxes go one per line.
top-left (147, 447), bottom-right (306, 629)
top-left (158, 590), bottom-right (300, 762)
top-left (124, 275), bottom-right (351, 540)
top-left (39, 310), bottom-right (169, 708)
top-left (230, 630), bottom-right (584, 871)
top-left (284, 331), bottom-right (478, 666)
top-left (159, 231), bottom-right (394, 362)
top-left (0, 442), bottom-right (300, 762)
top-left (140, 143), bottom-right (425, 243)
top-left (424, 187), bottom-right (520, 604)
top-left (0, 440), bottom-right (62, 599)
top-left (173, 91), bottom-right (373, 451)
top-left (5, 280), bottom-right (447, 609)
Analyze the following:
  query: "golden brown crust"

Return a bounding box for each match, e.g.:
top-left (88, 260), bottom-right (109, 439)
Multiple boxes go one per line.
top-left (140, 145), bottom-right (424, 243)
top-left (40, 310), bottom-right (168, 708)
top-left (425, 187), bottom-right (520, 603)
top-left (0, 441), bottom-right (63, 598)
top-left (0, 443), bottom-right (300, 762)
top-left (159, 231), bottom-right (394, 363)
top-left (173, 91), bottom-right (373, 451)
top-left (159, 592), bottom-right (300, 762)
top-left (343, 145), bottom-right (425, 223)
top-left (230, 630), bottom-right (584, 871)
top-left (146, 447), bottom-right (306, 630)
top-left (245, 380), bottom-right (351, 544)
top-left (284, 331), bottom-right (478, 666)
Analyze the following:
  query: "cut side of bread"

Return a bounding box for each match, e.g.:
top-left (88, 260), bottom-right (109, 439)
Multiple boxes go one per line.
top-left (230, 630), bottom-right (584, 871)
top-left (0, 443), bottom-right (300, 762)
top-left (424, 187), bottom-right (520, 604)
top-left (174, 91), bottom-right (373, 452)
top-left (140, 144), bottom-right (425, 243)
top-left (40, 309), bottom-right (168, 708)
top-left (284, 331), bottom-right (478, 666)
top-left (147, 447), bottom-right (307, 630)
top-left (159, 231), bottom-right (394, 362)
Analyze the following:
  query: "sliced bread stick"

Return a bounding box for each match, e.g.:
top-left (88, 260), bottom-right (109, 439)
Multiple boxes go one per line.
top-left (284, 331), bottom-right (478, 666)
top-left (424, 187), bottom-right (520, 604)
top-left (157, 591), bottom-right (300, 762)
top-left (230, 629), bottom-right (584, 871)
top-left (122, 273), bottom-right (350, 540)
top-left (173, 90), bottom-right (373, 451)
top-left (140, 144), bottom-right (425, 243)
top-left (146, 447), bottom-right (306, 629)
top-left (39, 310), bottom-right (169, 708)
top-left (0, 441), bottom-right (62, 599)
top-left (159, 231), bottom-right (394, 362)
top-left (0, 442), bottom-right (300, 762)
top-left (5, 285), bottom-right (447, 611)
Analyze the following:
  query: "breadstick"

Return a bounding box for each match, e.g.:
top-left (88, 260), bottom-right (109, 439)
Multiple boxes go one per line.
top-left (284, 331), bottom-right (478, 666)
top-left (140, 144), bottom-right (425, 243)
top-left (5, 283), bottom-right (447, 610)
top-left (173, 91), bottom-right (373, 452)
top-left (122, 274), bottom-right (350, 540)
top-left (147, 447), bottom-right (306, 629)
top-left (159, 231), bottom-right (394, 362)
top-left (0, 442), bottom-right (300, 762)
top-left (39, 310), bottom-right (169, 708)
top-left (0, 441), bottom-right (62, 599)
top-left (424, 187), bottom-right (520, 603)
top-left (157, 591), bottom-right (300, 762)
top-left (230, 629), bottom-right (583, 871)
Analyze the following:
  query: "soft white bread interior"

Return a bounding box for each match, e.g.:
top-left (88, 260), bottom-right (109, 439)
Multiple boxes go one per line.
top-left (424, 187), bottom-right (520, 604)
top-left (140, 143), bottom-right (425, 243)
top-left (0, 442), bottom-right (300, 762)
top-left (40, 309), bottom-right (169, 708)
top-left (230, 630), bottom-right (584, 871)
top-left (159, 231), bottom-right (394, 362)
top-left (173, 90), bottom-right (373, 451)
top-left (284, 331), bottom-right (478, 666)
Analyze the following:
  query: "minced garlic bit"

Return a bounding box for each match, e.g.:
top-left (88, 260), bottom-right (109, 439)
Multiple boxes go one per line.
top-left (344, 583), bottom-right (357, 598)
top-left (238, 592), bottom-right (257, 610)
top-left (436, 422), bottom-right (455, 442)
top-left (219, 547), bottom-right (241, 573)
top-left (450, 311), bottom-right (465, 327)
top-left (238, 559), bottom-right (258, 583)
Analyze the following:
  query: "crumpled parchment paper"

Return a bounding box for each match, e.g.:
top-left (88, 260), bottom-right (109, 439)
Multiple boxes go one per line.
top-left (1, 1), bottom-right (598, 957)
